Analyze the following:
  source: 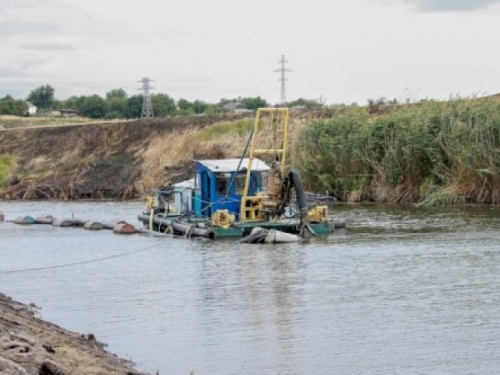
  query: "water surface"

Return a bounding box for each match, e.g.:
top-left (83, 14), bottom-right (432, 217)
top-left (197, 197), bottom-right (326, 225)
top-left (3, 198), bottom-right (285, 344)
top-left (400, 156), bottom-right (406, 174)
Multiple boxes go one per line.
top-left (1, 201), bottom-right (499, 374)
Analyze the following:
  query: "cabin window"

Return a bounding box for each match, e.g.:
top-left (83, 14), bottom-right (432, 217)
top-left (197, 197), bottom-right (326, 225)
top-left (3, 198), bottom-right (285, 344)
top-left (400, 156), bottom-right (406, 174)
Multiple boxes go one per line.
top-left (216, 173), bottom-right (231, 195)
top-left (235, 173), bottom-right (246, 195)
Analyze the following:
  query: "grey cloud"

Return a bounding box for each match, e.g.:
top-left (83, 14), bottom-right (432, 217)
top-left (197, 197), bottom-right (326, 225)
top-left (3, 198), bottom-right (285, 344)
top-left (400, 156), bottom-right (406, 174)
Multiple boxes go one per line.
top-left (19, 43), bottom-right (73, 50)
top-left (404, 0), bottom-right (500, 12)
top-left (0, 20), bottom-right (59, 36)
top-left (0, 60), bottom-right (45, 77)
top-left (0, 0), bottom-right (34, 10)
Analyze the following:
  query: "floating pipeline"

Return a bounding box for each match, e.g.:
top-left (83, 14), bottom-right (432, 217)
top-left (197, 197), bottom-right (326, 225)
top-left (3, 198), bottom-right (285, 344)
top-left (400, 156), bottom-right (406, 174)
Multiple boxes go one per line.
top-left (83, 221), bottom-right (104, 230)
top-left (137, 214), bottom-right (216, 240)
top-left (113, 223), bottom-right (136, 234)
top-left (1, 211), bottom-right (344, 241)
top-left (14, 215), bottom-right (35, 225)
top-left (2, 212), bottom-right (143, 236)
top-left (1, 211), bottom-right (214, 239)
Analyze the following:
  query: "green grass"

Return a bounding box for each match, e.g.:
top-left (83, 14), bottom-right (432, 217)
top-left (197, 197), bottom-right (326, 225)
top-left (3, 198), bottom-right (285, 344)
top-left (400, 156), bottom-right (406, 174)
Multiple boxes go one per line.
top-left (195, 120), bottom-right (255, 141)
top-left (0, 155), bottom-right (14, 188)
top-left (0, 115), bottom-right (109, 129)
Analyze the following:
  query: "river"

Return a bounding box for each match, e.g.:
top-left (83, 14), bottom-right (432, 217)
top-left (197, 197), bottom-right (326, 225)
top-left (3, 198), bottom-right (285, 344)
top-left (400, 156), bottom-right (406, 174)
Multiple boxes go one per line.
top-left (1, 201), bottom-right (500, 374)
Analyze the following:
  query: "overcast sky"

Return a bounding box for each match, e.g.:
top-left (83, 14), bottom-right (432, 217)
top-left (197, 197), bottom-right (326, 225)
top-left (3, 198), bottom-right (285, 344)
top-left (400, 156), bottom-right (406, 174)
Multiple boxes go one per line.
top-left (1, 0), bottom-right (499, 104)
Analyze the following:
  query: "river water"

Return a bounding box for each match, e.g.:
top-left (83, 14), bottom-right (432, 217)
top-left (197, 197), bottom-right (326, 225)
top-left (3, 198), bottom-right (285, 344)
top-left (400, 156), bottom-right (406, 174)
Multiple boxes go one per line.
top-left (1, 201), bottom-right (499, 375)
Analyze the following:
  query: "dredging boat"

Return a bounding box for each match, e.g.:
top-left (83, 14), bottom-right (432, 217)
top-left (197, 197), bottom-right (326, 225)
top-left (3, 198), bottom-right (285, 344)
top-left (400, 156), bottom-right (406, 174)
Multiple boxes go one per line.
top-left (138, 108), bottom-right (338, 242)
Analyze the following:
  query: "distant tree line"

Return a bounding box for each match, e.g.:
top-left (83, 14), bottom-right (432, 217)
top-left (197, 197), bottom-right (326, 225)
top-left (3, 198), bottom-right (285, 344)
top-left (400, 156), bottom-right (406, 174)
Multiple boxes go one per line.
top-left (0, 84), bottom-right (328, 119)
top-left (0, 96), bottom-right (28, 116)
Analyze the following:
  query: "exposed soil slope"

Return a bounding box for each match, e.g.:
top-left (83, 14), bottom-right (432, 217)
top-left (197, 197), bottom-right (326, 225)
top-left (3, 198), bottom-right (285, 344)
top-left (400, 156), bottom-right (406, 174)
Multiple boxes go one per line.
top-left (0, 114), bottom-right (251, 199)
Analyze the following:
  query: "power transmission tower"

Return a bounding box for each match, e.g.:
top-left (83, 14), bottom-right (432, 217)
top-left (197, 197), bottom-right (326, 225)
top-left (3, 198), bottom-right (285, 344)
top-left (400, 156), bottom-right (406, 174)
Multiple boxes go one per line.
top-left (138, 77), bottom-right (154, 118)
top-left (275, 55), bottom-right (292, 105)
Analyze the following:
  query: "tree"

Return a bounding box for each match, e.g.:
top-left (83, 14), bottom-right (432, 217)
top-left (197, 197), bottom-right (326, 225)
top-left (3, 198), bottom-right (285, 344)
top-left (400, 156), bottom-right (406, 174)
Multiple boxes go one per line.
top-left (0, 96), bottom-right (28, 116)
top-left (80, 95), bottom-right (107, 119)
top-left (177, 98), bottom-right (193, 112)
top-left (151, 93), bottom-right (176, 117)
top-left (27, 84), bottom-right (55, 109)
top-left (240, 96), bottom-right (268, 110)
top-left (106, 88), bottom-right (127, 101)
top-left (176, 98), bottom-right (195, 116)
top-left (106, 97), bottom-right (127, 119)
top-left (125, 95), bottom-right (143, 118)
top-left (193, 100), bottom-right (209, 114)
top-left (59, 96), bottom-right (82, 110)
top-left (177, 98), bottom-right (210, 116)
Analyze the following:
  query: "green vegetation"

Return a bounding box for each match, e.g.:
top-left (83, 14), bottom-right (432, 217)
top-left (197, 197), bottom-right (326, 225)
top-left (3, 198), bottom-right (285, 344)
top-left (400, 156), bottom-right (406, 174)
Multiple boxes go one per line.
top-left (297, 97), bottom-right (500, 205)
top-left (240, 96), bottom-right (268, 110)
top-left (177, 98), bottom-right (209, 116)
top-left (196, 120), bottom-right (254, 141)
top-left (0, 96), bottom-right (28, 116)
top-left (0, 115), bottom-right (106, 129)
top-left (2, 81), bottom-right (328, 124)
top-left (80, 95), bottom-right (107, 119)
top-left (0, 155), bottom-right (14, 188)
top-left (286, 97), bottom-right (325, 109)
top-left (27, 84), bottom-right (55, 109)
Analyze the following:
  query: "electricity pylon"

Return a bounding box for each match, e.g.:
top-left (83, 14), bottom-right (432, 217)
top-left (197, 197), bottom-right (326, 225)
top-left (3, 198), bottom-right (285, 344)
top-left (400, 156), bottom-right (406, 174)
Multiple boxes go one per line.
top-left (275, 55), bottom-right (292, 105)
top-left (138, 77), bottom-right (154, 118)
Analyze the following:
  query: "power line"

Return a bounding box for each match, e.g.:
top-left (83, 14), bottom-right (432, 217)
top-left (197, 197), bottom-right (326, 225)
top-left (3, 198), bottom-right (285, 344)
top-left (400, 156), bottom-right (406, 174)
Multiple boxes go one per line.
top-left (275, 55), bottom-right (292, 105)
top-left (137, 77), bottom-right (154, 118)
top-left (0, 243), bottom-right (163, 275)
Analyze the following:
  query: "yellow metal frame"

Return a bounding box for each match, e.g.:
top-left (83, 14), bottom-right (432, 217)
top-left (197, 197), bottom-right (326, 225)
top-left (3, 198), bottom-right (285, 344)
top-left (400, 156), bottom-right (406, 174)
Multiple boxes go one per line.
top-left (240, 108), bottom-right (290, 222)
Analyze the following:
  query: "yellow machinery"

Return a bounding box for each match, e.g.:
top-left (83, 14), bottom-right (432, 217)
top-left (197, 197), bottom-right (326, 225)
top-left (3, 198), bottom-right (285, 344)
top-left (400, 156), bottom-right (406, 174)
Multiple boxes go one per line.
top-left (212, 209), bottom-right (236, 229)
top-left (240, 108), bottom-right (290, 222)
top-left (308, 205), bottom-right (329, 223)
top-left (145, 195), bottom-right (159, 214)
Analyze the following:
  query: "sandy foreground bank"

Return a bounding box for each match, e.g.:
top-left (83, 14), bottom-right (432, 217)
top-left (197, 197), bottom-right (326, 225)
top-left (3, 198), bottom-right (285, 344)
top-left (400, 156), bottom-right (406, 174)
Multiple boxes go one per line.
top-left (0, 292), bottom-right (151, 375)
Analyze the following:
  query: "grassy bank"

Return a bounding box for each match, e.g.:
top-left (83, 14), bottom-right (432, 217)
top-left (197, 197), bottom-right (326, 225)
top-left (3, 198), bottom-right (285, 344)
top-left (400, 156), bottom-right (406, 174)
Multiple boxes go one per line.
top-left (0, 115), bottom-right (102, 129)
top-left (4, 102), bottom-right (499, 206)
top-left (296, 97), bottom-right (500, 205)
top-left (0, 155), bottom-right (14, 189)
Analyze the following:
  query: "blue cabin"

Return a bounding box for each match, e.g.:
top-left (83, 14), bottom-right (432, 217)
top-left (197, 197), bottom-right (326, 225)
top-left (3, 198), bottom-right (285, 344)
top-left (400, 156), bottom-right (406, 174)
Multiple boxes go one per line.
top-left (194, 158), bottom-right (269, 219)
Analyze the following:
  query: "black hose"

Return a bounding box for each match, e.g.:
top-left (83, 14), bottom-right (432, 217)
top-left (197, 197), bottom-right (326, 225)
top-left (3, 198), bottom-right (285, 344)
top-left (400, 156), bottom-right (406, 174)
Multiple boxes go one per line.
top-left (286, 170), bottom-right (316, 237)
top-left (287, 170), bottom-right (308, 215)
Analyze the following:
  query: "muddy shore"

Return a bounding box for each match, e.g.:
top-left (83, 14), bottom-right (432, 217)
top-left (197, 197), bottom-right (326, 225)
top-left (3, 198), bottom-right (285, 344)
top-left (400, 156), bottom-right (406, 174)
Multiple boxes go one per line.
top-left (0, 292), bottom-right (150, 375)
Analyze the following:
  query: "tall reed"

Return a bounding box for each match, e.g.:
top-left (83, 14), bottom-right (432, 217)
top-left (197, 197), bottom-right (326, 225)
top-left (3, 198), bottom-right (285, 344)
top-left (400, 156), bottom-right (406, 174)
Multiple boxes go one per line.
top-left (296, 97), bottom-right (500, 205)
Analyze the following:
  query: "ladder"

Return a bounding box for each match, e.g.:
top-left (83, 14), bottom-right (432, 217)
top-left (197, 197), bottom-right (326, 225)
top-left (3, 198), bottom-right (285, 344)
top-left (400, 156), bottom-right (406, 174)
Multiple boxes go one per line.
top-left (240, 108), bottom-right (290, 222)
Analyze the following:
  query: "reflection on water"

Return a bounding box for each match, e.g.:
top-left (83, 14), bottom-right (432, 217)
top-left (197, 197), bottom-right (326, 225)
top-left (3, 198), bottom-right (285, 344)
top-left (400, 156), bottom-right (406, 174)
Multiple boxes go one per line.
top-left (1, 201), bottom-right (500, 374)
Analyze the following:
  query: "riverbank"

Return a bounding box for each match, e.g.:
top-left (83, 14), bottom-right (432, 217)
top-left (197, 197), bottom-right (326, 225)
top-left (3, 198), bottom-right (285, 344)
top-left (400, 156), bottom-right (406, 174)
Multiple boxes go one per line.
top-left (3, 99), bottom-right (500, 205)
top-left (0, 114), bottom-right (253, 199)
top-left (0, 109), bottom-right (328, 200)
top-left (0, 292), bottom-right (150, 375)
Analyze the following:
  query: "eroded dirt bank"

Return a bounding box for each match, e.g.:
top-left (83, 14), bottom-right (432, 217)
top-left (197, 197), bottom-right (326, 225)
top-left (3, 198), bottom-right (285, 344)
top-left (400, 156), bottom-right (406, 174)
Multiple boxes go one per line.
top-left (0, 292), bottom-right (149, 375)
top-left (0, 114), bottom-right (251, 200)
top-left (0, 109), bottom-right (336, 200)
